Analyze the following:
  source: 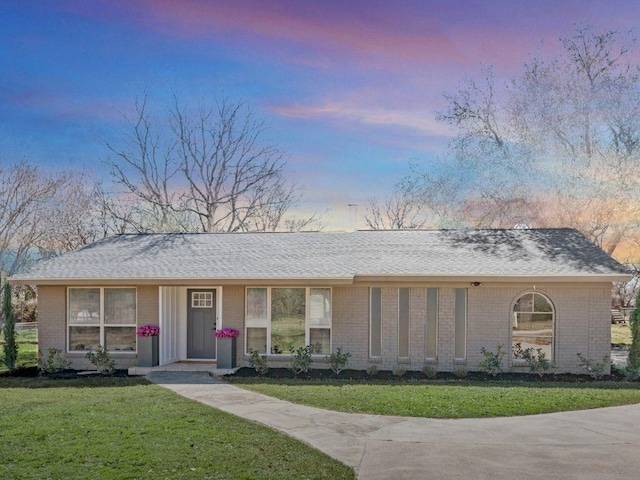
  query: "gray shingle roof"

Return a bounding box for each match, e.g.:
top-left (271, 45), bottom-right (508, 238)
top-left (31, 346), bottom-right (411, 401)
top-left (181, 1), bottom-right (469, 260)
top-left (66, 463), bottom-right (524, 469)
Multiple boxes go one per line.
top-left (11, 228), bottom-right (629, 283)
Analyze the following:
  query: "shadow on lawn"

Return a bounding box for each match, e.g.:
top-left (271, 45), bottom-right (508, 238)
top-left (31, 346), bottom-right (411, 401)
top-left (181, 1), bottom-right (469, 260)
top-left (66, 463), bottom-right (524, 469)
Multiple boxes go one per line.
top-left (226, 368), bottom-right (640, 390)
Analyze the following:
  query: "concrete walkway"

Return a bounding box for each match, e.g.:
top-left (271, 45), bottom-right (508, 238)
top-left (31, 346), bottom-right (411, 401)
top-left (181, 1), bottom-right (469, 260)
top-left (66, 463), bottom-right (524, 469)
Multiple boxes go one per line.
top-left (148, 372), bottom-right (640, 480)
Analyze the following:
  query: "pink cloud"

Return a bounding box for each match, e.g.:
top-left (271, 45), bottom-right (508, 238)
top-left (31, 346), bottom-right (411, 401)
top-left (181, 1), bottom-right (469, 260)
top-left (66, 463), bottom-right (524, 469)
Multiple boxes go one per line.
top-left (58, 0), bottom-right (468, 69)
top-left (273, 101), bottom-right (453, 137)
top-left (57, 1), bottom-right (640, 75)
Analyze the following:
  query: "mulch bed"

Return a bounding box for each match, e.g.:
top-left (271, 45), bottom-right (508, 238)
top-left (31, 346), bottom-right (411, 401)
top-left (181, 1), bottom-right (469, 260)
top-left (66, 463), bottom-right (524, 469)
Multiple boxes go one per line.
top-left (0, 366), bottom-right (39, 377)
top-left (227, 367), bottom-right (628, 382)
top-left (0, 367), bottom-right (130, 378)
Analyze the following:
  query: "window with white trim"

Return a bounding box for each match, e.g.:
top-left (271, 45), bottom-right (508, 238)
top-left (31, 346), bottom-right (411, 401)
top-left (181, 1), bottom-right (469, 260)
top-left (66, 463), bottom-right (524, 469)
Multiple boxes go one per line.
top-left (512, 292), bottom-right (554, 361)
top-left (68, 287), bottom-right (137, 353)
top-left (245, 287), bottom-right (331, 355)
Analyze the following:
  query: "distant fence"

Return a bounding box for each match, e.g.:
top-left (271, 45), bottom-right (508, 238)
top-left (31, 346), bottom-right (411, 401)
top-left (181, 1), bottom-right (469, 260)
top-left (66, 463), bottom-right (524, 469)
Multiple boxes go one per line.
top-left (14, 322), bottom-right (38, 332)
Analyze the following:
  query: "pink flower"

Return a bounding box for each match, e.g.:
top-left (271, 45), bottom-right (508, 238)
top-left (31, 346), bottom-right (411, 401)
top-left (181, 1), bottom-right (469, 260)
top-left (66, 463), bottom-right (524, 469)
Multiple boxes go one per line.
top-left (136, 325), bottom-right (160, 337)
top-left (215, 328), bottom-right (240, 339)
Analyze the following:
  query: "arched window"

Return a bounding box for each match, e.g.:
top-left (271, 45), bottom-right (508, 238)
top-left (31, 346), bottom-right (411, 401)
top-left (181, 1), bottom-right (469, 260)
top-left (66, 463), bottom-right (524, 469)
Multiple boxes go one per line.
top-left (512, 292), bottom-right (554, 361)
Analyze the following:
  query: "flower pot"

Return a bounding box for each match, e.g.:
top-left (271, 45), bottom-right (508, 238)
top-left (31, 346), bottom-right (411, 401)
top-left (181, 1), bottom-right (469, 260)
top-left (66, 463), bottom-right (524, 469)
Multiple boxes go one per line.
top-left (217, 337), bottom-right (237, 369)
top-left (138, 335), bottom-right (159, 367)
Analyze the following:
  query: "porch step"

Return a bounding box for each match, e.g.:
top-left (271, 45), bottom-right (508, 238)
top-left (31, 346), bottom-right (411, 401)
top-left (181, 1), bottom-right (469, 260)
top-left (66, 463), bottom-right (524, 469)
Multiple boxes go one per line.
top-left (128, 362), bottom-right (240, 377)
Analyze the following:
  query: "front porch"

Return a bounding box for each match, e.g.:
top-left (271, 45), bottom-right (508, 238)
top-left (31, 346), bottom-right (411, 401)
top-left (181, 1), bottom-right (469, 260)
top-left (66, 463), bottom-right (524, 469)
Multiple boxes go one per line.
top-left (158, 286), bottom-right (225, 365)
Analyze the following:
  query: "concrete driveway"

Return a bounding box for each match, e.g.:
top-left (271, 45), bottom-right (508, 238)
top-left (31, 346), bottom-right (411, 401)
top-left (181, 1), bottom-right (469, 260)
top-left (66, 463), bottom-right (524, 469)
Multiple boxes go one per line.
top-left (148, 372), bottom-right (640, 480)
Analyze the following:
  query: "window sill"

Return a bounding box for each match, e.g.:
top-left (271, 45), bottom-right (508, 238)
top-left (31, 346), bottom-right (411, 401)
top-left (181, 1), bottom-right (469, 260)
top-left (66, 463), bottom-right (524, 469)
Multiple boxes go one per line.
top-left (242, 354), bottom-right (329, 360)
top-left (66, 351), bottom-right (137, 356)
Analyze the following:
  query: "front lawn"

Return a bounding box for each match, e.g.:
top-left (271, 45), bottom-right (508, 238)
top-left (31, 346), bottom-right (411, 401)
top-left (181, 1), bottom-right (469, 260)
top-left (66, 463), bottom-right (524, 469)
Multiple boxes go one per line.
top-left (0, 377), bottom-right (354, 480)
top-left (0, 328), bottom-right (38, 373)
top-left (230, 377), bottom-right (640, 419)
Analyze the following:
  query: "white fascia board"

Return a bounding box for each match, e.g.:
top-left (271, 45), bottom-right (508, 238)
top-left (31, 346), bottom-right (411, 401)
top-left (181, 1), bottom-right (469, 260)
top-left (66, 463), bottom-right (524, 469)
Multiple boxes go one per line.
top-left (353, 273), bottom-right (631, 283)
top-left (9, 276), bottom-right (355, 286)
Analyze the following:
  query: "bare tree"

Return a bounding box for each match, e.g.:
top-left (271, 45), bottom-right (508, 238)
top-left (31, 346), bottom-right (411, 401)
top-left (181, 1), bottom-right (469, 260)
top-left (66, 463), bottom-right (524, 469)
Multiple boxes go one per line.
top-left (105, 95), bottom-right (186, 232)
top-left (105, 95), bottom-right (315, 233)
top-left (365, 189), bottom-right (426, 230)
top-left (0, 159), bottom-right (75, 274)
top-left (34, 178), bottom-right (141, 259)
top-left (401, 26), bottom-right (640, 258)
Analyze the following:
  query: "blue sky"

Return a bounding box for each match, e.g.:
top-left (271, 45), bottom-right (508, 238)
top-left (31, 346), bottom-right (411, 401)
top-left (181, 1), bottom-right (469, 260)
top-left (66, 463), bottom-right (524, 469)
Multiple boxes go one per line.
top-left (2, 0), bottom-right (639, 228)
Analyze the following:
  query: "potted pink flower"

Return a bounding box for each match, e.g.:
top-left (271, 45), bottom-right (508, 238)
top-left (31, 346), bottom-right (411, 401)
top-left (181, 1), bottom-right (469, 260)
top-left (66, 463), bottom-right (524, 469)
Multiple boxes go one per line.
top-left (215, 328), bottom-right (240, 339)
top-left (137, 324), bottom-right (160, 367)
top-left (137, 325), bottom-right (160, 337)
top-left (215, 328), bottom-right (239, 369)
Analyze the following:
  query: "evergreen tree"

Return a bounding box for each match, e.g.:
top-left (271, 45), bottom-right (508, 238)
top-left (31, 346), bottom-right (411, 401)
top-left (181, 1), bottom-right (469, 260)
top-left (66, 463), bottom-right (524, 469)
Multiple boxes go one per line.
top-left (2, 280), bottom-right (18, 371)
top-left (628, 288), bottom-right (640, 372)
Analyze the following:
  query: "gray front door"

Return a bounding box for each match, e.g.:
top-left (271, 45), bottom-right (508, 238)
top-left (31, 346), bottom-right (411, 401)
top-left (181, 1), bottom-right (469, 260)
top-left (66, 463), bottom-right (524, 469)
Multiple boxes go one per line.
top-left (187, 289), bottom-right (216, 359)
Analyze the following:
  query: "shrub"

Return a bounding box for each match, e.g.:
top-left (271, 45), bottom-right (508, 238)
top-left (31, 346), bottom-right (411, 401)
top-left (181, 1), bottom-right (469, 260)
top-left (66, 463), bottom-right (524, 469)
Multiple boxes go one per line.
top-left (366, 365), bottom-right (378, 377)
top-left (452, 367), bottom-right (468, 379)
top-left (2, 281), bottom-right (18, 372)
top-left (478, 345), bottom-right (506, 377)
top-left (576, 352), bottom-right (609, 380)
top-left (248, 350), bottom-right (269, 376)
top-left (85, 345), bottom-right (116, 375)
top-left (625, 365), bottom-right (640, 381)
top-left (610, 362), bottom-right (626, 377)
top-left (38, 348), bottom-right (72, 374)
top-left (514, 343), bottom-right (554, 377)
top-left (327, 347), bottom-right (351, 376)
top-left (392, 365), bottom-right (407, 378)
top-left (290, 345), bottom-right (313, 376)
top-left (421, 363), bottom-right (437, 379)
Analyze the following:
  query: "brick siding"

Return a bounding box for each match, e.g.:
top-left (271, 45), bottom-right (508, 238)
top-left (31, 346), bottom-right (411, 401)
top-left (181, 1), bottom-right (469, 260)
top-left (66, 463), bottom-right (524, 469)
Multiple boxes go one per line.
top-left (39, 282), bottom-right (613, 374)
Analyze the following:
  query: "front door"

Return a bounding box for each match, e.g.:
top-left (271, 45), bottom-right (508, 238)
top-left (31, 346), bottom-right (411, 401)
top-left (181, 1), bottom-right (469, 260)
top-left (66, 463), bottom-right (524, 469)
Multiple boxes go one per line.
top-left (187, 289), bottom-right (216, 359)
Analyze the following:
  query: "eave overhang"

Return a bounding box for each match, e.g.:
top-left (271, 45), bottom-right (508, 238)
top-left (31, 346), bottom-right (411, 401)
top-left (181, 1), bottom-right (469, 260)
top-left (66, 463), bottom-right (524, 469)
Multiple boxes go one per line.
top-left (9, 272), bottom-right (630, 286)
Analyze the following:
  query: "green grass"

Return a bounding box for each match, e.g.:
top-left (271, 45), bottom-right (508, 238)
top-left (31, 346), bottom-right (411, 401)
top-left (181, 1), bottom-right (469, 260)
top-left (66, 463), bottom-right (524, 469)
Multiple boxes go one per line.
top-left (612, 323), bottom-right (632, 345)
top-left (0, 328), bottom-right (38, 373)
top-left (0, 377), bottom-right (354, 480)
top-left (230, 378), bottom-right (640, 419)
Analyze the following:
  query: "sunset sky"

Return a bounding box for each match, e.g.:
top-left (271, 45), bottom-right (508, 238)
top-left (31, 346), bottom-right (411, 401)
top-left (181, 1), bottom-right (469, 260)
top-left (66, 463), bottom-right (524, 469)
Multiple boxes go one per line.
top-left (2, 0), bottom-right (639, 228)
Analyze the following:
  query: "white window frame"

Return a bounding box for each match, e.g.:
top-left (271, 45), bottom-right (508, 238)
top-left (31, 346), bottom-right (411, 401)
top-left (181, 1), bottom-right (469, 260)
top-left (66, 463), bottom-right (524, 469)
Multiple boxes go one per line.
top-left (67, 287), bottom-right (138, 354)
top-left (511, 291), bottom-right (555, 363)
top-left (191, 291), bottom-right (213, 308)
top-left (244, 287), bottom-right (332, 356)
